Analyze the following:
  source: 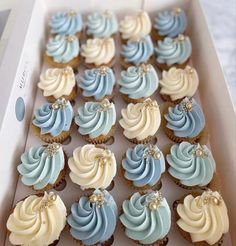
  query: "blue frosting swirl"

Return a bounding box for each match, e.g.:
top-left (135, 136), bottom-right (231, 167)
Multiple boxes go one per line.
top-left (33, 98), bottom-right (73, 137)
top-left (155, 35), bottom-right (191, 65)
top-left (121, 35), bottom-right (154, 65)
top-left (86, 11), bottom-right (118, 38)
top-left (75, 99), bottom-right (116, 138)
top-left (154, 8), bottom-right (187, 38)
top-left (49, 10), bottom-right (83, 35)
top-left (122, 144), bottom-right (165, 187)
top-left (17, 143), bottom-right (65, 190)
top-left (119, 64), bottom-right (158, 99)
top-left (46, 35), bottom-right (79, 63)
top-left (67, 189), bottom-right (118, 245)
top-left (164, 97), bottom-right (205, 138)
top-left (79, 66), bottom-right (115, 100)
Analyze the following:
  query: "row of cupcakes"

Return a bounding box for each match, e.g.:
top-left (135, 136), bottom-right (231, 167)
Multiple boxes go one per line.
top-left (31, 97), bottom-right (206, 145)
top-left (7, 188), bottom-right (229, 246)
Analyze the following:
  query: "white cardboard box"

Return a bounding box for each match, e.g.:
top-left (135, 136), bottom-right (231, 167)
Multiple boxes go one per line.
top-left (0, 0), bottom-right (235, 245)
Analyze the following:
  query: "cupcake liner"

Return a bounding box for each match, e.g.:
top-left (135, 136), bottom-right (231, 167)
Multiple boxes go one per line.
top-left (162, 144), bottom-right (220, 191)
top-left (44, 53), bottom-right (80, 70)
top-left (173, 192), bottom-right (224, 246)
top-left (32, 121), bottom-right (76, 144)
top-left (83, 57), bottom-right (116, 69)
top-left (127, 135), bottom-right (157, 145)
top-left (78, 124), bottom-right (116, 144)
top-left (160, 93), bottom-right (184, 105)
top-left (120, 56), bottom-right (154, 70)
top-left (121, 93), bottom-right (155, 104)
top-left (156, 58), bottom-right (190, 71)
top-left (45, 85), bottom-right (78, 103)
top-left (161, 102), bottom-right (209, 144)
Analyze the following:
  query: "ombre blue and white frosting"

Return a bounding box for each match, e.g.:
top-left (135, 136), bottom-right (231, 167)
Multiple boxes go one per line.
top-left (75, 99), bottom-right (116, 138)
top-left (154, 8), bottom-right (187, 38)
top-left (86, 10), bottom-right (118, 38)
top-left (120, 191), bottom-right (171, 244)
top-left (67, 189), bottom-right (118, 245)
top-left (165, 97), bottom-right (205, 138)
top-left (122, 144), bottom-right (165, 187)
top-left (17, 143), bottom-right (65, 190)
top-left (121, 35), bottom-right (154, 65)
top-left (33, 98), bottom-right (73, 137)
top-left (119, 64), bottom-right (158, 99)
top-left (155, 34), bottom-right (191, 66)
top-left (49, 10), bottom-right (83, 35)
top-left (46, 35), bottom-right (79, 63)
top-left (167, 142), bottom-right (216, 187)
top-left (79, 66), bottom-right (115, 100)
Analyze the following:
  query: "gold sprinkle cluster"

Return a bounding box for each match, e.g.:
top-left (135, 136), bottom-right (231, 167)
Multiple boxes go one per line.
top-left (195, 190), bottom-right (222, 208)
top-left (194, 146), bottom-right (208, 158)
top-left (95, 149), bottom-right (112, 168)
top-left (143, 98), bottom-right (157, 109)
top-left (39, 193), bottom-right (57, 211)
top-left (186, 67), bottom-right (194, 75)
top-left (182, 98), bottom-right (193, 112)
top-left (172, 7), bottom-right (181, 16)
top-left (140, 64), bottom-right (151, 74)
top-left (52, 98), bottom-right (68, 110)
top-left (68, 10), bottom-right (76, 16)
top-left (174, 34), bottom-right (185, 43)
top-left (64, 35), bottom-right (76, 42)
top-left (143, 144), bottom-right (161, 160)
top-left (89, 192), bottom-right (105, 208)
top-left (99, 65), bottom-right (109, 75)
top-left (147, 192), bottom-right (163, 210)
top-left (62, 67), bottom-right (73, 75)
top-left (45, 143), bottom-right (61, 157)
top-left (98, 99), bottom-right (112, 112)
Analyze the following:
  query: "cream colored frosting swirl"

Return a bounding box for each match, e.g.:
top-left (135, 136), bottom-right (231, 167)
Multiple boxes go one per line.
top-left (68, 144), bottom-right (117, 190)
top-left (38, 66), bottom-right (75, 99)
top-left (7, 192), bottom-right (67, 246)
top-left (160, 66), bottom-right (199, 101)
top-left (177, 191), bottom-right (229, 245)
top-left (119, 99), bottom-right (161, 141)
top-left (119, 11), bottom-right (151, 40)
top-left (81, 38), bottom-right (115, 66)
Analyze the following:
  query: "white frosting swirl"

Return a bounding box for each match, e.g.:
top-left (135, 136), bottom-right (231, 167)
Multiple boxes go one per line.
top-left (119, 99), bottom-right (161, 141)
top-left (177, 191), bottom-right (229, 245)
top-left (68, 144), bottom-right (116, 190)
top-left (38, 67), bottom-right (76, 98)
top-left (7, 192), bottom-right (67, 246)
top-left (119, 11), bottom-right (151, 40)
top-left (160, 66), bottom-right (199, 101)
top-left (81, 38), bottom-right (115, 66)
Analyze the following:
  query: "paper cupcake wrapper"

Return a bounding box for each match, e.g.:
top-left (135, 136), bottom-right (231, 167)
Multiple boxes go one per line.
top-left (161, 102), bottom-right (209, 144)
top-left (83, 56), bottom-right (116, 69)
top-left (160, 93), bottom-right (184, 105)
top-left (173, 192), bottom-right (224, 246)
top-left (120, 92), bottom-right (156, 104)
top-left (156, 58), bottom-right (190, 71)
top-left (119, 55), bottom-right (155, 70)
top-left (127, 135), bottom-right (157, 145)
top-left (44, 53), bottom-right (80, 70)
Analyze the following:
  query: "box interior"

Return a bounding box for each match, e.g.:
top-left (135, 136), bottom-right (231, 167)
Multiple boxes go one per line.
top-left (1, 0), bottom-right (235, 245)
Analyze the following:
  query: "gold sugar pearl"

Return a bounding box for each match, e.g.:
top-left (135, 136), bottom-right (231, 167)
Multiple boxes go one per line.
top-left (185, 101), bottom-right (192, 110)
top-left (173, 7), bottom-right (181, 15)
top-left (148, 202), bottom-right (158, 210)
top-left (195, 148), bottom-right (204, 157)
top-left (68, 10), bottom-right (76, 16)
top-left (89, 194), bottom-right (98, 203)
top-left (178, 34), bottom-right (185, 41)
top-left (99, 66), bottom-right (108, 75)
top-left (65, 35), bottom-right (76, 42)
top-left (188, 68), bottom-right (194, 74)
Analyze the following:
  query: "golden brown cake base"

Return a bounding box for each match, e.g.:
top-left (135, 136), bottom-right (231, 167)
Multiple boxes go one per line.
top-left (44, 53), bottom-right (80, 69)
top-left (161, 102), bottom-right (208, 144)
top-left (78, 125), bottom-right (116, 144)
top-left (120, 56), bottom-right (155, 69)
top-left (121, 93), bottom-right (155, 104)
top-left (151, 28), bottom-right (165, 42)
top-left (83, 57), bottom-right (116, 69)
top-left (156, 58), bottom-right (190, 71)
top-left (32, 121), bottom-right (76, 143)
top-left (44, 85), bottom-right (78, 103)
top-left (173, 193), bottom-right (224, 246)
top-left (127, 135), bottom-right (157, 145)
top-left (160, 93), bottom-right (184, 105)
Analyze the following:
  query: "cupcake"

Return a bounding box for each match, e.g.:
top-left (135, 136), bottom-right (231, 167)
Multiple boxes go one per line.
top-left (122, 144), bottom-right (165, 190)
top-left (119, 64), bottom-right (159, 103)
top-left (67, 189), bottom-right (118, 245)
top-left (120, 35), bottom-right (154, 69)
top-left (44, 34), bottom-right (80, 69)
top-left (81, 37), bottom-right (115, 68)
top-left (152, 7), bottom-right (187, 41)
top-left (119, 98), bottom-right (161, 144)
top-left (120, 191), bottom-right (171, 245)
top-left (32, 98), bottom-right (74, 143)
top-left (38, 66), bottom-right (77, 102)
top-left (119, 11), bottom-right (151, 42)
top-left (75, 99), bottom-right (116, 144)
top-left (160, 66), bottom-right (199, 104)
top-left (7, 192), bottom-right (67, 246)
top-left (174, 190), bottom-right (229, 245)
top-left (166, 142), bottom-right (218, 190)
top-left (86, 10), bottom-right (118, 38)
top-left (162, 97), bottom-right (207, 143)
top-left (68, 144), bottom-right (116, 190)
top-left (49, 10), bottom-right (83, 38)
top-left (17, 143), bottom-right (67, 191)
top-left (155, 34), bottom-right (192, 70)
top-left (79, 65), bottom-right (115, 101)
